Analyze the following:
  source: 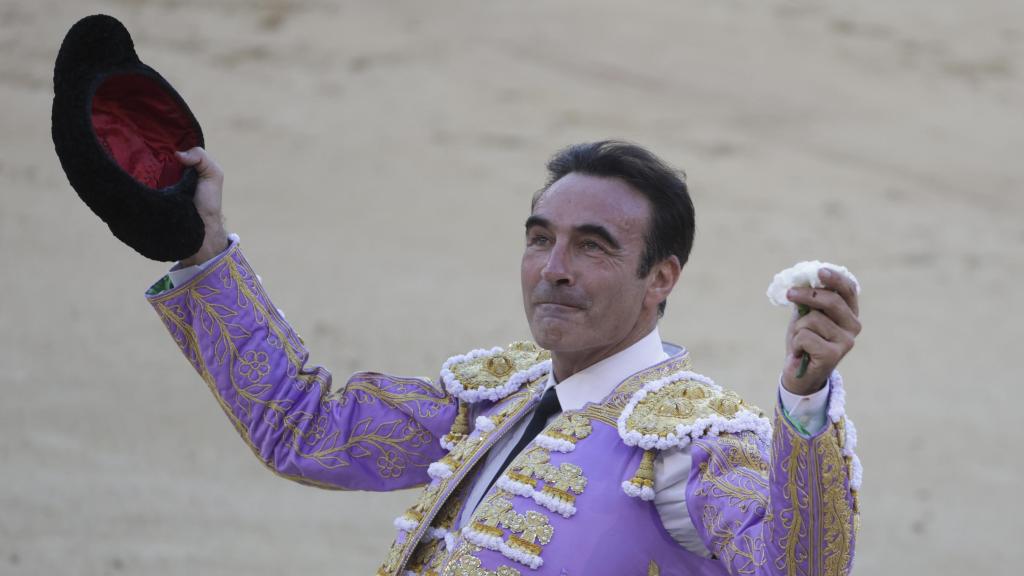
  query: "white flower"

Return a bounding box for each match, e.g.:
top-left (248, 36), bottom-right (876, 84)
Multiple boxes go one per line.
top-left (766, 260), bottom-right (860, 307)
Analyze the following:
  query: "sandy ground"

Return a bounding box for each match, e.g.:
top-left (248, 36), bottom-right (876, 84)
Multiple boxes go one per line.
top-left (2, 1), bottom-right (1022, 574)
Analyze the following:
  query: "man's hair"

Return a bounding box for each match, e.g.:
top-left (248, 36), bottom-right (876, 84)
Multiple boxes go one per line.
top-left (535, 140), bottom-right (695, 314)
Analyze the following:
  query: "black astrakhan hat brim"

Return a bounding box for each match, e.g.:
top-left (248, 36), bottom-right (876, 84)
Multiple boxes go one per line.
top-left (52, 14), bottom-right (206, 262)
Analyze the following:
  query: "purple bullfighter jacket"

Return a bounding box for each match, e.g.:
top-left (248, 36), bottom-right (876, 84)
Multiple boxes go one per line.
top-left (148, 243), bottom-right (861, 575)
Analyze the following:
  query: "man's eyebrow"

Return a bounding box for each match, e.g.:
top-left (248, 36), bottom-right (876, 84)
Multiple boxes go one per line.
top-left (576, 223), bottom-right (621, 250)
top-left (525, 215), bottom-right (551, 231)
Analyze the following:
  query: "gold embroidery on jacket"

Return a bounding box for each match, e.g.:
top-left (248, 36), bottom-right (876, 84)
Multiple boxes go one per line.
top-left (776, 412), bottom-right (810, 576)
top-left (445, 553), bottom-right (522, 576)
top-left (505, 446), bottom-right (588, 504)
top-left (448, 342), bottom-right (550, 396)
top-left (466, 492), bottom-right (556, 566)
top-left (578, 354), bottom-right (694, 426)
top-left (817, 421), bottom-right (854, 575)
top-left (693, 433), bottom-right (770, 574)
top-left (625, 381), bottom-right (763, 439)
top-left (543, 412), bottom-right (592, 444)
top-left (506, 511), bottom-right (553, 556)
top-left (772, 408), bottom-right (856, 576)
top-left (154, 254), bottom-right (449, 486)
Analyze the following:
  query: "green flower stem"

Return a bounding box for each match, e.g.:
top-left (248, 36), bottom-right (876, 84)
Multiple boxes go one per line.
top-left (796, 304), bottom-right (810, 378)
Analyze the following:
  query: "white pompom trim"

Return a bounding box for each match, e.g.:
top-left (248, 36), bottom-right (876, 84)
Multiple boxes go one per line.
top-left (532, 489), bottom-right (577, 518)
top-left (425, 526), bottom-right (449, 541)
top-left (534, 433), bottom-right (575, 453)
top-left (621, 480), bottom-right (656, 501)
top-left (438, 436), bottom-right (458, 452)
top-left (475, 415), bottom-right (496, 432)
top-left (617, 370), bottom-right (772, 450)
top-left (501, 543), bottom-right (543, 570)
top-left (823, 371), bottom-right (863, 491)
top-left (393, 514), bottom-right (418, 532)
top-left (495, 476), bottom-right (577, 518)
top-left (427, 461), bottom-right (453, 480)
top-left (462, 525), bottom-right (545, 570)
top-left (444, 531), bottom-right (457, 552)
top-left (461, 525), bottom-right (504, 552)
top-left (849, 453), bottom-right (863, 491)
top-left (826, 370), bottom-right (847, 424)
top-left (495, 475), bottom-right (534, 499)
top-left (440, 346), bottom-right (551, 403)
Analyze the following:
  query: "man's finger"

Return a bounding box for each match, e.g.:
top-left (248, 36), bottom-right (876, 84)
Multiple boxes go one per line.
top-left (819, 268), bottom-right (859, 317)
top-left (791, 309), bottom-right (850, 346)
top-left (787, 287), bottom-right (862, 336)
top-left (176, 147), bottom-right (222, 181)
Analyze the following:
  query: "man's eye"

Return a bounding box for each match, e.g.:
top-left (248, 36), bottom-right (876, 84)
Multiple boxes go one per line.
top-left (527, 234), bottom-right (550, 246)
top-left (581, 239), bottom-right (603, 251)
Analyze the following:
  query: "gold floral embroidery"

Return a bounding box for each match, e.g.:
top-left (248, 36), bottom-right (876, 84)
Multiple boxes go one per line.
top-left (506, 511), bottom-right (553, 556)
top-left (466, 492), bottom-right (556, 565)
top-left (539, 412), bottom-right (593, 448)
top-left (153, 254), bottom-right (449, 487)
top-left (776, 413), bottom-right (810, 576)
top-left (648, 560), bottom-right (661, 576)
top-left (701, 505), bottom-right (768, 574)
top-left (340, 374), bottom-right (454, 420)
top-left (817, 422), bottom-right (854, 576)
top-left (578, 354), bottom-right (694, 426)
top-left (445, 554), bottom-right (522, 576)
top-left (693, 434), bottom-right (770, 513)
top-left (389, 385), bottom-right (543, 575)
top-left (448, 342), bottom-right (550, 395)
top-left (472, 496), bottom-right (516, 537)
top-left (505, 446), bottom-right (587, 503)
top-left (625, 380), bottom-right (763, 439)
top-left (692, 432), bottom-right (771, 574)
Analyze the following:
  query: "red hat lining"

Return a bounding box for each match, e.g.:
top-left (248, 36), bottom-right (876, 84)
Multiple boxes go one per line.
top-left (91, 73), bottom-right (200, 190)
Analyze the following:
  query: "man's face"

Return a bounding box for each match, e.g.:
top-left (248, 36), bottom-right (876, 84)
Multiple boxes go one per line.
top-left (522, 173), bottom-right (658, 360)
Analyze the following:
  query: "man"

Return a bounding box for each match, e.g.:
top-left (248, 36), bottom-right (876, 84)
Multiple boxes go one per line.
top-left (150, 141), bottom-right (861, 575)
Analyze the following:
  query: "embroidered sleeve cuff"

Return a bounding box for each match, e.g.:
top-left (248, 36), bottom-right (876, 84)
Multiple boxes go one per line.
top-left (165, 233), bottom-right (240, 290)
top-left (146, 234), bottom-right (240, 296)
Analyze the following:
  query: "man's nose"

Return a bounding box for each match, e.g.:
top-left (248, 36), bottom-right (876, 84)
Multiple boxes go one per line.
top-left (541, 244), bottom-right (574, 285)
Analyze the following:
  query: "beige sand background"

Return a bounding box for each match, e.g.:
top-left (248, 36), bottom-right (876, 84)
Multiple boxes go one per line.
top-left (2, 1), bottom-right (1022, 574)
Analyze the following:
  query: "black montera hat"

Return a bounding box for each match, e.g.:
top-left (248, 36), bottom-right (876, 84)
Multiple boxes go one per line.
top-left (52, 14), bottom-right (205, 262)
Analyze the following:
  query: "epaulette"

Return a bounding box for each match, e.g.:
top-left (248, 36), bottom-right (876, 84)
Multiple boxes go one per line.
top-left (617, 369), bottom-right (770, 500)
top-left (438, 341), bottom-right (551, 450)
top-left (440, 341), bottom-right (551, 403)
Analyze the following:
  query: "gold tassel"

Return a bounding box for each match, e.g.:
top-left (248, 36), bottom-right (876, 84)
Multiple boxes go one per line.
top-left (629, 449), bottom-right (656, 489)
top-left (442, 401), bottom-right (470, 447)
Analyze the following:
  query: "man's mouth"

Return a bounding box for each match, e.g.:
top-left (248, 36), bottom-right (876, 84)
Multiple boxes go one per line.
top-left (534, 301), bottom-right (584, 311)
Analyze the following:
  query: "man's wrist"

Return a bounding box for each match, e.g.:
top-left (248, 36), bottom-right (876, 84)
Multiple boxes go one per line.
top-left (180, 225), bottom-right (230, 268)
top-left (781, 374), bottom-right (828, 396)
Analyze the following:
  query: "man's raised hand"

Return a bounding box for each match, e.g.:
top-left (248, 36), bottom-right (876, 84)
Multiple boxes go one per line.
top-left (176, 147), bottom-right (229, 267)
top-left (781, 268), bottom-right (862, 395)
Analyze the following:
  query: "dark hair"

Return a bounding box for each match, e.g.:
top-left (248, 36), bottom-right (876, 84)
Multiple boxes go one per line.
top-left (536, 140), bottom-right (695, 314)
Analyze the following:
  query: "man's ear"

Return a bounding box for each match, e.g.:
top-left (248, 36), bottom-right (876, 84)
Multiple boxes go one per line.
top-left (645, 255), bottom-right (681, 310)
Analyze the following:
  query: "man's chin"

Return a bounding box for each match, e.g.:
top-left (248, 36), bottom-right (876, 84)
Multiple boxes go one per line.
top-left (528, 318), bottom-right (580, 351)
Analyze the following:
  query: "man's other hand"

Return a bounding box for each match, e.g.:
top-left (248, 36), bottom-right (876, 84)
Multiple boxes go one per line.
top-left (781, 268), bottom-right (862, 395)
top-left (176, 147), bottom-right (229, 267)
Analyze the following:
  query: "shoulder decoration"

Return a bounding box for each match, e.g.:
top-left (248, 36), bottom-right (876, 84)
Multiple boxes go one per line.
top-left (441, 342), bottom-right (551, 403)
top-left (617, 369), bottom-right (770, 500)
top-left (617, 370), bottom-right (771, 451)
top-left (825, 370), bottom-right (862, 491)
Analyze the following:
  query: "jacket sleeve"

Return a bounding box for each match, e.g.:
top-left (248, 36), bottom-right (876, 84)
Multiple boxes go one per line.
top-left (146, 242), bottom-right (458, 491)
top-left (685, 375), bottom-right (860, 575)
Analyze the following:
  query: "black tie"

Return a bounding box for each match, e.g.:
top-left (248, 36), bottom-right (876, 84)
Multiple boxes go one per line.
top-left (484, 386), bottom-right (562, 495)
